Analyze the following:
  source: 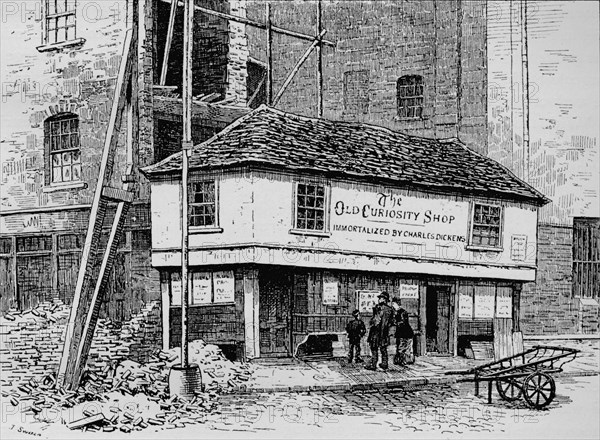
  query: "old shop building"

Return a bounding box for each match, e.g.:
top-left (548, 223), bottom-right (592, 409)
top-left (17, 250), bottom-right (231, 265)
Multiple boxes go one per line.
top-left (142, 106), bottom-right (549, 360)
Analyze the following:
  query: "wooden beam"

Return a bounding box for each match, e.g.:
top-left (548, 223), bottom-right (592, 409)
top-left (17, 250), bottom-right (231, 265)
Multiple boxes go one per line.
top-left (316, 0), bottom-right (323, 117)
top-left (266, 3), bottom-right (273, 105)
top-left (56, 28), bottom-right (135, 390)
top-left (160, 0), bottom-right (179, 86)
top-left (71, 200), bottom-right (130, 387)
top-left (273, 30), bottom-right (327, 106)
top-left (158, 0), bottom-right (336, 47)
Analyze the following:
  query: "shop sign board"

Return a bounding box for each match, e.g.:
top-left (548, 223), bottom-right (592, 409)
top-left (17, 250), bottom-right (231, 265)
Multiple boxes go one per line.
top-left (330, 189), bottom-right (468, 261)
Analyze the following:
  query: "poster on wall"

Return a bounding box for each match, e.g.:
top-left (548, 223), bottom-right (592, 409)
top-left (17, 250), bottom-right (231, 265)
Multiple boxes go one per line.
top-left (323, 277), bottom-right (339, 305)
top-left (171, 273), bottom-right (182, 306)
top-left (213, 270), bottom-right (235, 303)
top-left (511, 235), bottom-right (528, 261)
top-left (399, 284), bottom-right (419, 299)
top-left (496, 295), bottom-right (512, 318)
top-left (474, 287), bottom-right (495, 318)
top-left (459, 291), bottom-right (474, 318)
top-left (357, 290), bottom-right (380, 313)
top-left (192, 272), bottom-right (212, 305)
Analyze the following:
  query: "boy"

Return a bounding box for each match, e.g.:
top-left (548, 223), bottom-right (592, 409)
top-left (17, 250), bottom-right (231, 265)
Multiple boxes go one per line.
top-left (346, 309), bottom-right (366, 363)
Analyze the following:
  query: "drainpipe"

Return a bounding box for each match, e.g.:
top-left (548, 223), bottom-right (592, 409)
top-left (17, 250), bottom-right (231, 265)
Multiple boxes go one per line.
top-left (520, 0), bottom-right (531, 183)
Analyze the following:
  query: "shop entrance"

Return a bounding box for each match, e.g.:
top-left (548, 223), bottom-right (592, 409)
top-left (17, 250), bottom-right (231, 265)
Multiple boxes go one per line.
top-left (425, 285), bottom-right (451, 354)
top-left (259, 268), bottom-right (292, 357)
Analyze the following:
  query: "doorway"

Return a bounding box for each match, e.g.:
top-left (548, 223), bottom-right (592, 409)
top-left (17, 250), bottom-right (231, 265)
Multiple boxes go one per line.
top-left (258, 268), bottom-right (292, 357)
top-left (426, 285), bottom-right (451, 354)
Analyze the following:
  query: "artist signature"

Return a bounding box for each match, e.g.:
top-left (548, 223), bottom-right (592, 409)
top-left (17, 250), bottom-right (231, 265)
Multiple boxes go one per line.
top-left (8, 424), bottom-right (42, 437)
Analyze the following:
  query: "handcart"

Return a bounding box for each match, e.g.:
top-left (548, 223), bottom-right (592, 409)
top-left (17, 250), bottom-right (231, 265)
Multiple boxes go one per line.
top-left (446, 345), bottom-right (579, 409)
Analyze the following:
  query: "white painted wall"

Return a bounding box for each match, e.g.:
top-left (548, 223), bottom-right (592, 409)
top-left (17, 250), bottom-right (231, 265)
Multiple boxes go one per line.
top-left (150, 169), bottom-right (539, 279)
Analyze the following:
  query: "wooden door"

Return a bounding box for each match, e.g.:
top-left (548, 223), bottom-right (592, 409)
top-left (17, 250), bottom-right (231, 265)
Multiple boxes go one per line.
top-left (426, 285), bottom-right (451, 354)
top-left (259, 268), bottom-right (292, 357)
top-left (16, 254), bottom-right (52, 310)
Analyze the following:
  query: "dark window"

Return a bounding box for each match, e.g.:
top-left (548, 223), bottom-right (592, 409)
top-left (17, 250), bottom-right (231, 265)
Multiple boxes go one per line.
top-left (16, 236), bottom-right (53, 253)
top-left (247, 60), bottom-right (266, 108)
top-left (189, 181), bottom-right (216, 227)
top-left (572, 217), bottom-right (600, 298)
top-left (343, 70), bottom-right (370, 115)
top-left (44, 0), bottom-right (77, 45)
top-left (471, 204), bottom-right (502, 248)
top-left (44, 113), bottom-right (81, 184)
top-left (0, 238), bottom-right (12, 254)
top-left (132, 230), bottom-right (152, 251)
top-left (58, 233), bottom-right (82, 251)
top-left (397, 75), bottom-right (424, 119)
top-left (295, 183), bottom-right (326, 232)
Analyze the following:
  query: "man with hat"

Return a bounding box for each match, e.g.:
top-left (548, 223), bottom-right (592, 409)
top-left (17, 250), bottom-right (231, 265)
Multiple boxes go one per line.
top-left (365, 291), bottom-right (394, 371)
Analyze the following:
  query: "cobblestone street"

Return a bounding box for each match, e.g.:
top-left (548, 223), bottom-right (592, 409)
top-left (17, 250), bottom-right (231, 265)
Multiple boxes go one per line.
top-left (197, 375), bottom-right (599, 439)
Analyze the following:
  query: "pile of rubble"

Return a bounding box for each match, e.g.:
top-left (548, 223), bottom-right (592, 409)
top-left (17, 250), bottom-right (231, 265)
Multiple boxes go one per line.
top-left (1, 302), bottom-right (254, 432)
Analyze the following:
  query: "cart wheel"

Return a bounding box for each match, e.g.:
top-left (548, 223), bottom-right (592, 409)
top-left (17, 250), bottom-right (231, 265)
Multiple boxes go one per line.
top-left (523, 372), bottom-right (556, 409)
top-left (496, 378), bottom-right (523, 401)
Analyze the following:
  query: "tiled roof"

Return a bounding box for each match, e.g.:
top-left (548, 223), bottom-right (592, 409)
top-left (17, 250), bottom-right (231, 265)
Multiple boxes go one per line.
top-left (141, 105), bottom-right (549, 205)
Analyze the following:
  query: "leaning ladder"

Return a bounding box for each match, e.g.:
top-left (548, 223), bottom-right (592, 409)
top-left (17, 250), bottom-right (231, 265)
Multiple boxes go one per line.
top-left (56, 26), bottom-right (138, 390)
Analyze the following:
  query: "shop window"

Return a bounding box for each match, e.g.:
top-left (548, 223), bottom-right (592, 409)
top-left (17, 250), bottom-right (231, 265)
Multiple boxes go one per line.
top-left (397, 75), bottom-right (424, 119)
top-left (167, 270), bottom-right (235, 306)
top-left (44, 113), bottom-right (81, 185)
top-left (469, 203), bottom-right (503, 249)
top-left (38, 1), bottom-right (85, 52)
top-left (189, 180), bottom-right (217, 228)
top-left (294, 183), bottom-right (327, 232)
top-left (343, 70), bottom-right (370, 116)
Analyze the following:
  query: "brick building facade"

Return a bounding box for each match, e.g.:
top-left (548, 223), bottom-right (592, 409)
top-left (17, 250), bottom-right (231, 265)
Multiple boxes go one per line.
top-left (2, 1), bottom-right (597, 336)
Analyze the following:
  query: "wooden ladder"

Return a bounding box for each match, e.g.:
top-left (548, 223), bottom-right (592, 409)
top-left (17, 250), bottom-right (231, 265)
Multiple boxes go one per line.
top-left (56, 24), bottom-right (138, 390)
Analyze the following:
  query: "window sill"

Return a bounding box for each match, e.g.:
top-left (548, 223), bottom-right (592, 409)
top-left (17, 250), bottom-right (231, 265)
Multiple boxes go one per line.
top-left (170, 302), bottom-right (235, 308)
top-left (394, 116), bottom-right (427, 122)
top-left (189, 226), bottom-right (223, 234)
top-left (466, 245), bottom-right (504, 253)
top-left (43, 181), bottom-right (87, 193)
top-left (37, 38), bottom-right (86, 53)
top-left (289, 228), bottom-right (332, 238)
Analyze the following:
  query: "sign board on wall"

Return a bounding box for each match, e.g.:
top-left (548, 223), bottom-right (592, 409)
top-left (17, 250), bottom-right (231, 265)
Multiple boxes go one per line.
top-left (192, 272), bottom-right (212, 304)
top-left (357, 290), bottom-right (380, 313)
top-left (322, 276), bottom-right (339, 305)
top-left (459, 291), bottom-right (474, 318)
top-left (171, 273), bottom-right (182, 306)
top-left (511, 235), bottom-right (528, 261)
top-left (399, 284), bottom-right (419, 299)
top-left (330, 189), bottom-right (469, 261)
top-left (496, 295), bottom-right (512, 318)
top-left (474, 287), bottom-right (495, 318)
top-left (213, 270), bottom-right (235, 303)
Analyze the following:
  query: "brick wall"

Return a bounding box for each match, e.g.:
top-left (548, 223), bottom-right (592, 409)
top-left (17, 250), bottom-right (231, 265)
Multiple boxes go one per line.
top-left (519, 223), bottom-right (599, 334)
top-left (246, 0), bottom-right (487, 154)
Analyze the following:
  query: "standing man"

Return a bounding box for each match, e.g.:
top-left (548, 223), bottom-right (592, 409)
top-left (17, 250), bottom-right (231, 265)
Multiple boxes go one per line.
top-left (365, 292), bottom-right (394, 371)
